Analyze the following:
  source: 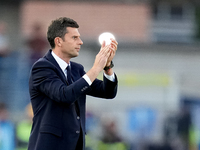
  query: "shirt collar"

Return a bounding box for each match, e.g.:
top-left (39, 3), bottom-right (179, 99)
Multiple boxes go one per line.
top-left (51, 51), bottom-right (70, 73)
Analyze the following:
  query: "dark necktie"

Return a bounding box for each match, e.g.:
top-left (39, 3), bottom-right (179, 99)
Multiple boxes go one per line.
top-left (66, 65), bottom-right (72, 85)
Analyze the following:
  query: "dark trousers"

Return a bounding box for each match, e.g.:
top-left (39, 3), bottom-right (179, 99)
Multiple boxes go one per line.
top-left (75, 129), bottom-right (83, 150)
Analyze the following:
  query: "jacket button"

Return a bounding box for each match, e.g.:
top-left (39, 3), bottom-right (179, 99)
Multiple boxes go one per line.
top-left (76, 130), bottom-right (80, 134)
top-left (77, 116), bottom-right (80, 120)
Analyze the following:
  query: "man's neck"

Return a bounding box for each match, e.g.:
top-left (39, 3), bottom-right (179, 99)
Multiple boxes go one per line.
top-left (52, 49), bottom-right (70, 64)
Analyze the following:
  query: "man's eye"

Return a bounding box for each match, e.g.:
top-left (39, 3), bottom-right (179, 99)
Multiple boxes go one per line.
top-left (73, 36), bottom-right (77, 39)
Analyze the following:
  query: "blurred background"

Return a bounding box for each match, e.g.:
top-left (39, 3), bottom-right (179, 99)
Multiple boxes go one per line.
top-left (0, 0), bottom-right (200, 149)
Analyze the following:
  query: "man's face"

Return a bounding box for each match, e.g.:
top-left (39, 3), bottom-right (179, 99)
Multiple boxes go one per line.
top-left (60, 27), bottom-right (83, 59)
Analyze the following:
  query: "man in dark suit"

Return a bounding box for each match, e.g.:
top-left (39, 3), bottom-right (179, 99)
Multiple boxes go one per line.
top-left (28, 17), bottom-right (118, 150)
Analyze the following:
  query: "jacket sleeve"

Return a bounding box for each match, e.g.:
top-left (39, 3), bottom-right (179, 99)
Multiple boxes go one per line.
top-left (29, 59), bottom-right (91, 105)
top-left (87, 73), bottom-right (118, 99)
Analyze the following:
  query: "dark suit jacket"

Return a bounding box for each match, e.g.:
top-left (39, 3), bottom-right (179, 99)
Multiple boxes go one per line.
top-left (28, 50), bottom-right (118, 150)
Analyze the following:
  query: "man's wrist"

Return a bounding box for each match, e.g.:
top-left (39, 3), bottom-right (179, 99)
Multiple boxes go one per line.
top-left (105, 62), bottom-right (111, 67)
top-left (104, 61), bottom-right (114, 71)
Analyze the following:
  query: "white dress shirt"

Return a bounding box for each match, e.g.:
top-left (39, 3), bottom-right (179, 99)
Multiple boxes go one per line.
top-left (51, 51), bottom-right (115, 85)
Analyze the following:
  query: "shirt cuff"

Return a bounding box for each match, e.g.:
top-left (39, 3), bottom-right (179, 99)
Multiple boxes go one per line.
top-left (104, 73), bottom-right (115, 82)
top-left (83, 74), bottom-right (92, 86)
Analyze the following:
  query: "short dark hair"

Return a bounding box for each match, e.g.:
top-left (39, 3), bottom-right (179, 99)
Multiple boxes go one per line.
top-left (47, 17), bottom-right (79, 48)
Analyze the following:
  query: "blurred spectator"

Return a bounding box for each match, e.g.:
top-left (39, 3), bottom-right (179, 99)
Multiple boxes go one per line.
top-left (0, 102), bottom-right (15, 150)
top-left (16, 103), bottom-right (33, 150)
top-left (26, 23), bottom-right (48, 65)
top-left (0, 21), bottom-right (10, 57)
top-left (97, 120), bottom-right (128, 150)
top-left (85, 111), bottom-right (100, 150)
top-left (0, 21), bottom-right (11, 99)
top-left (177, 106), bottom-right (191, 150)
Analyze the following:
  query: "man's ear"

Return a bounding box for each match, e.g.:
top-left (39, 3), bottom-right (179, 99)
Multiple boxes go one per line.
top-left (55, 37), bottom-right (62, 47)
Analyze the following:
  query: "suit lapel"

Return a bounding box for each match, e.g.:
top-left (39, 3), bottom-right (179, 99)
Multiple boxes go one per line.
top-left (70, 62), bottom-right (81, 113)
top-left (70, 62), bottom-right (81, 82)
top-left (44, 49), bottom-right (67, 83)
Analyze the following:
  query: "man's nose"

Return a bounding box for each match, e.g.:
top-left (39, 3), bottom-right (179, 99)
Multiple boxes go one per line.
top-left (79, 38), bottom-right (83, 45)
